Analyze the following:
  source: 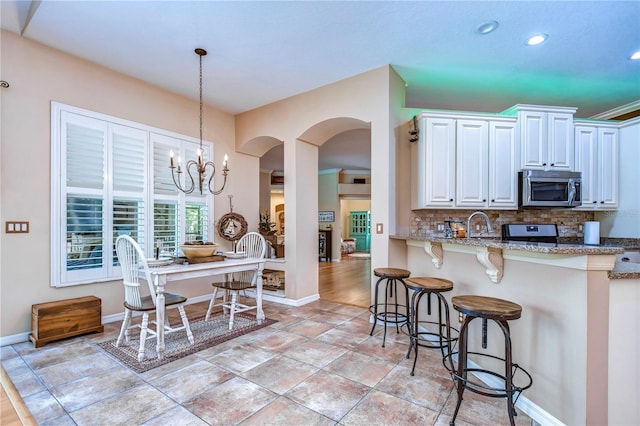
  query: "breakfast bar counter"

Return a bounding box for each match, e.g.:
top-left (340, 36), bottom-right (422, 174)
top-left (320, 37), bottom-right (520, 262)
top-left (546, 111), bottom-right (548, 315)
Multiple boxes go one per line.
top-left (390, 234), bottom-right (640, 280)
top-left (392, 234), bottom-right (639, 425)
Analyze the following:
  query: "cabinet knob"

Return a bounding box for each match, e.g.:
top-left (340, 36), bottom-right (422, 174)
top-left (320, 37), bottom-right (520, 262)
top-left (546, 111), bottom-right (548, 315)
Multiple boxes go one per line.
top-left (593, 201), bottom-right (597, 204)
top-left (543, 162), bottom-right (547, 166)
top-left (550, 163), bottom-right (555, 166)
top-left (483, 199), bottom-right (487, 202)
top-left (491, 199), bottom-right (495, 202)
top-left (600, 201), bottom-right (605, 204)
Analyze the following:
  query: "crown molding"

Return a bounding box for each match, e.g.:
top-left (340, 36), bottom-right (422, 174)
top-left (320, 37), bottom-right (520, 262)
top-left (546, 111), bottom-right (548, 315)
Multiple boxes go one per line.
top-left (590, 100), bottom-right (640, 119)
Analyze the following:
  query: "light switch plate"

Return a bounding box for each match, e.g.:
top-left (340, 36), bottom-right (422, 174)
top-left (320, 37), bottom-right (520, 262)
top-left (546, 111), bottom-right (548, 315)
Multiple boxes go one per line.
top-left (376, 223), bottom-right (383, 234)
top-left (5, 221), bottom-right (29, 233)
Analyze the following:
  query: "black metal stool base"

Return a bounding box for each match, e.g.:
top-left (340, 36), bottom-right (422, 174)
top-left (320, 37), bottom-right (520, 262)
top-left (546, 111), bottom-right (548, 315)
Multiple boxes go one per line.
top-left (447, 295), bottom-right (532, 426)
top-left (369, 303), bottom-right (409, 347)
top-left (403, 278), bottom-right (457, 376)
top-left (444, 351), bottom-right (532, 399)
top-left (369, 268), bottom-right (410, 348)
top-left (405, 321), bottom-right (458, 375)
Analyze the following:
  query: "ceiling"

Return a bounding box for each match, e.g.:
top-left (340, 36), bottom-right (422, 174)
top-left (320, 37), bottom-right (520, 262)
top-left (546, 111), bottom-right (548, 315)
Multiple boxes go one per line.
top-left (2, 0), bottom-right (639, 172)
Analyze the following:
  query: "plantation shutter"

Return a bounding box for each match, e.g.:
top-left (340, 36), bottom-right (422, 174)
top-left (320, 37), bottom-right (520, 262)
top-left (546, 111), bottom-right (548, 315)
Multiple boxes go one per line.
top-left (112, 124), bottom-right (147, 264)
top-left (52, 102), bottom-right (215, 286)
top-left (62, 112), bottom-right (108, 283)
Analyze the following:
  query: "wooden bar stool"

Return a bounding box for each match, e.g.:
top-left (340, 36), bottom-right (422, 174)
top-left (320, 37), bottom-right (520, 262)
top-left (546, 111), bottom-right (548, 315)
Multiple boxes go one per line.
top-left (404, 277), bottom-right (458, 376)
top-left (369, 268), bottom-right (411, 347)
top-left (445, 295), bottom-right (532, 426)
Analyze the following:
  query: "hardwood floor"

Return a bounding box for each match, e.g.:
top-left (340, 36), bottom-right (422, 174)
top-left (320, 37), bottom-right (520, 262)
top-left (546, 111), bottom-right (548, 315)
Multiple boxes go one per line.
top-left (318, 255), bottom-right (371, 308)
top-left (1, 367), bottom-right (36, 426)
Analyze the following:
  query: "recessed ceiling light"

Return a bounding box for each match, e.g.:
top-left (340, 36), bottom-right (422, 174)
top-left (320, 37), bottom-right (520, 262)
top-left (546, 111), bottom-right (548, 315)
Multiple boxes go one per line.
top-left (477, 21), bottom-right (499, 35)
top-left (527, 34), bottom-right (548, 46)
top-left (631, 50), bottom-right (640, 60)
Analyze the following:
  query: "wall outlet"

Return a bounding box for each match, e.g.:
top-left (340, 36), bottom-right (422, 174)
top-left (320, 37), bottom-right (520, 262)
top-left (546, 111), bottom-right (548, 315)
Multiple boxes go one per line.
top-left (579, 225), bottom-right (583, 231)
top-left (437, 224), bottom-right (444, 231)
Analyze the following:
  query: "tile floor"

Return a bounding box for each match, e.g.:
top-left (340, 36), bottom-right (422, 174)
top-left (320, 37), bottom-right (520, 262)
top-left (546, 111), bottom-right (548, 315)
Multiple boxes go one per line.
top-left (1, 300), bottom-right (533, 425)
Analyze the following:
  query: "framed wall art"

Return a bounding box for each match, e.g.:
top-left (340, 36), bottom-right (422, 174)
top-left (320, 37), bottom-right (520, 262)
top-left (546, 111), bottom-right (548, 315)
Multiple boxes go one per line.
top-left (318, 211), bottom-right (335, 222)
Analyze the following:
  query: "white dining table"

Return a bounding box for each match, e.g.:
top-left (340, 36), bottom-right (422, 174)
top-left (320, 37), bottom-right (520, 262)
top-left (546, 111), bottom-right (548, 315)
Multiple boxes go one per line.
top-left (145, 257), bottom-right (266, 359)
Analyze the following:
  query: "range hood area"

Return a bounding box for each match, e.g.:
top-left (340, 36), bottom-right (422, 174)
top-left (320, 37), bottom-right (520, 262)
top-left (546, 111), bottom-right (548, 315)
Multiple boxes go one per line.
top-left (501, 223), bottom-right (558, 243)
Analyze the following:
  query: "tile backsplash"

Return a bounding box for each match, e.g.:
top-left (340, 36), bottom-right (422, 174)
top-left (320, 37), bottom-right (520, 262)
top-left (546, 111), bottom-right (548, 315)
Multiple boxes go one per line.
top-left (411, 209), bottom-right (595, 238)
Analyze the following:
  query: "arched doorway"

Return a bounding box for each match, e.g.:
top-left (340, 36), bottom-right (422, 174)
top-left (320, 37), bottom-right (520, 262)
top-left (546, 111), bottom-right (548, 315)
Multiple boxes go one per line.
top-left (237, 116), bottom-right (378, 307)
top-left (313, 122), bottom-right (372, 307)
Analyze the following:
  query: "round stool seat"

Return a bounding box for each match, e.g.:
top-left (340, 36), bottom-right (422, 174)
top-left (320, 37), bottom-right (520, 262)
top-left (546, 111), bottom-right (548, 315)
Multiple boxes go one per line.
top-left (369, 267), bottom-right (411, 347)
top-left (447, 294), bottom-right (531, 425)
top-left (452, 295), bottom-right (522, 321)
top-left (403, 276), bottom-right (457, 376)
top-left (406, 277), bottom-right (453, 292)
top-left (373, 268), bottom-right (411, 279)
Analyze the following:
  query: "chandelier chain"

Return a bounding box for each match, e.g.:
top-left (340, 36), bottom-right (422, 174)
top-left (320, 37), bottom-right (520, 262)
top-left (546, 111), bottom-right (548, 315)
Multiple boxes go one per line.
top-left (199, 51), bottom-right (203, 150)
top-left (168, 48), bottom-right (229, 195)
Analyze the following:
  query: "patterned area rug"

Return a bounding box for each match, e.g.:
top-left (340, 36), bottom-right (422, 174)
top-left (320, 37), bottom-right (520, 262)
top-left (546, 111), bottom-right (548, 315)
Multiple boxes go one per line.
top-left (98, 313), bottom-right (276, 373)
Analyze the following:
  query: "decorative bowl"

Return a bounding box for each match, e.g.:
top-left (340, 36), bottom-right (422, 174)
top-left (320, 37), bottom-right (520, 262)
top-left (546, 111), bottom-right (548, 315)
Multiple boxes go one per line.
top-left (179, 243), bottom-right (218, 259)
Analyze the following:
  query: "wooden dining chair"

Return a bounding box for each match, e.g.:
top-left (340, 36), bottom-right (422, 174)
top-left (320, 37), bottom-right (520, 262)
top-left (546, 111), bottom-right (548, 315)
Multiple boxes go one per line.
top-left (205, 232), bottom-right (267, 329)
top-left (115, 235), bottom-right (194, 361)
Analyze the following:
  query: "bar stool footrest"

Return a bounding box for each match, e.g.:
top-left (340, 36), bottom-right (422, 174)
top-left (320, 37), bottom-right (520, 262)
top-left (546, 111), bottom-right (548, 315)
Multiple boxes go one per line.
top-left (403, 321), bottom-right (459, 349)
top-left (444, 351), bottom-right (533, 400)
top-left (369, 304), bottom-right (409, 325)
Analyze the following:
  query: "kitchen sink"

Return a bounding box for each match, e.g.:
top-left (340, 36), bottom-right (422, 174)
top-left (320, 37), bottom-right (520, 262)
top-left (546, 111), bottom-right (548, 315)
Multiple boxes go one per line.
top-left (617, 251), bottom-right (640, 264)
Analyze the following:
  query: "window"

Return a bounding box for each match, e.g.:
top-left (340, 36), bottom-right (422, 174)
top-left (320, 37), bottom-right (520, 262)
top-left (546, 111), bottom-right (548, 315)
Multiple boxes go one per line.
top-left (51, 102), bottom-right (214, 287)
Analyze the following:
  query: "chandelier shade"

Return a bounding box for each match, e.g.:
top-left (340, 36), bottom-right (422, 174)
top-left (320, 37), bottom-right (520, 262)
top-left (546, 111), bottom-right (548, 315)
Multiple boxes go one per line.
top-left (169, 48), bottom-right (229, 195)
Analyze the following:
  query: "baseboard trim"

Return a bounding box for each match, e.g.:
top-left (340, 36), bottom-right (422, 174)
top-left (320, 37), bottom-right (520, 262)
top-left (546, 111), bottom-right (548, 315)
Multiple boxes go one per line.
top-left (0, 333), bottom-right (31, 346)
top-left (1, 293), bottom-right (323, 346)
top-left (412, 324), bottom-right (565, 426)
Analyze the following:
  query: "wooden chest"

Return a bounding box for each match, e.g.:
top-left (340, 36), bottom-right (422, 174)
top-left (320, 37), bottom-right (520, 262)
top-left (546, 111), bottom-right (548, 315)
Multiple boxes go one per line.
top-left (29, 296), bottom-right (104, 348)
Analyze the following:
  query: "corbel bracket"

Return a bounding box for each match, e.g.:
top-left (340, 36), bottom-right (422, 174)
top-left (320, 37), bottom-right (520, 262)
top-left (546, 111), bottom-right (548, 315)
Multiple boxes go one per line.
top-left (424, 241), bottom-right (443, 269)
top-left (476, 247), bottom-right (504, 283)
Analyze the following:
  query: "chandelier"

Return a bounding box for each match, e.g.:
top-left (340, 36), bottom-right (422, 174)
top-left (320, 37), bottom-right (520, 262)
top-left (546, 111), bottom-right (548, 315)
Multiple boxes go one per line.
top-left (169, 48), bottom-right (229, 195)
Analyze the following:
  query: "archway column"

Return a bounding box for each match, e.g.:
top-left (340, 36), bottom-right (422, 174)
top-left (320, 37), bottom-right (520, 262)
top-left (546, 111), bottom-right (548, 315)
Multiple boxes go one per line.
top-left (283, 137), bottom-right (319, 301)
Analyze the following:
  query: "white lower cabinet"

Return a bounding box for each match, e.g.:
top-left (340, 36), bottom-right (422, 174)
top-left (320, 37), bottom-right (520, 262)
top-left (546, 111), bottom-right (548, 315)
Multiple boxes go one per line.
top-left (574, 123), bottom-right (619, 210)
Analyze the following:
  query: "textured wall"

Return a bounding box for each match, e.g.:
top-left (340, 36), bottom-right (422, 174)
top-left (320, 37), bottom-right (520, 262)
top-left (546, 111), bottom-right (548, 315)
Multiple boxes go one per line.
top-left (410, 209), bottom-right (595, 238)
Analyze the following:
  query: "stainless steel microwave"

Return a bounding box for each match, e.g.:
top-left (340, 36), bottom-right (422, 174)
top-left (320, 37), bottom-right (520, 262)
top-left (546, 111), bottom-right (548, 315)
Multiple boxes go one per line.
top-left (519, 170), bottom-right (582, 208)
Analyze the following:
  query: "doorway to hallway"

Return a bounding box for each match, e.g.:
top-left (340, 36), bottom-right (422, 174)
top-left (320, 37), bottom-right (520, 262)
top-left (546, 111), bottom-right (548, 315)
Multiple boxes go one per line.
top-left (318, 256), bottom-right (371, 308)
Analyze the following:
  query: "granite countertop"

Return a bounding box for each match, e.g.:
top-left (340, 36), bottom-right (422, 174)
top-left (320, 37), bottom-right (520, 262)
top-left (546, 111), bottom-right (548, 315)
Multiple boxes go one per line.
top-left (391, 234), bottom-right (640, 280)
top-left (609, 254), bottom-right (640, 280)
top-left (391, 234), bottom-right (625, 254)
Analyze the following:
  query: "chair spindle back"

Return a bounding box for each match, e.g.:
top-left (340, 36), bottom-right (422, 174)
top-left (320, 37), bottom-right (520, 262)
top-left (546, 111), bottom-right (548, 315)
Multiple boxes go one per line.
top-left (115, 235), bottom-right (156, 307)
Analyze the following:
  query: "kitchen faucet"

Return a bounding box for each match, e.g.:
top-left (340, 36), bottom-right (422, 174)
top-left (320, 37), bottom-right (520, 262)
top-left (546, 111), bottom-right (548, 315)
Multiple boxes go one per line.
top-left (466, 211), bottom-right (493, 238)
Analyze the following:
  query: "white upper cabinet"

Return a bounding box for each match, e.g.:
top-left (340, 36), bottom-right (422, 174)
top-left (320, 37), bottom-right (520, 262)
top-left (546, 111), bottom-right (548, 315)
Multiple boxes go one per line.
top-left (456, 119), bottom-right (488, 208)
top-left (574, 123), bottom-right (619, 210)
top-left (411, 116), bottom-right (456, 209)
top-left (488, 121), bottom-right (518, 208)
top-left (410, 105), bottom-right (622, 211)
top-left (504, 105), bottom-right (577, 171)
top-left (456, 118), bottom-right (517, 209)
top-left (412, 112), bottom-right (517, 210)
